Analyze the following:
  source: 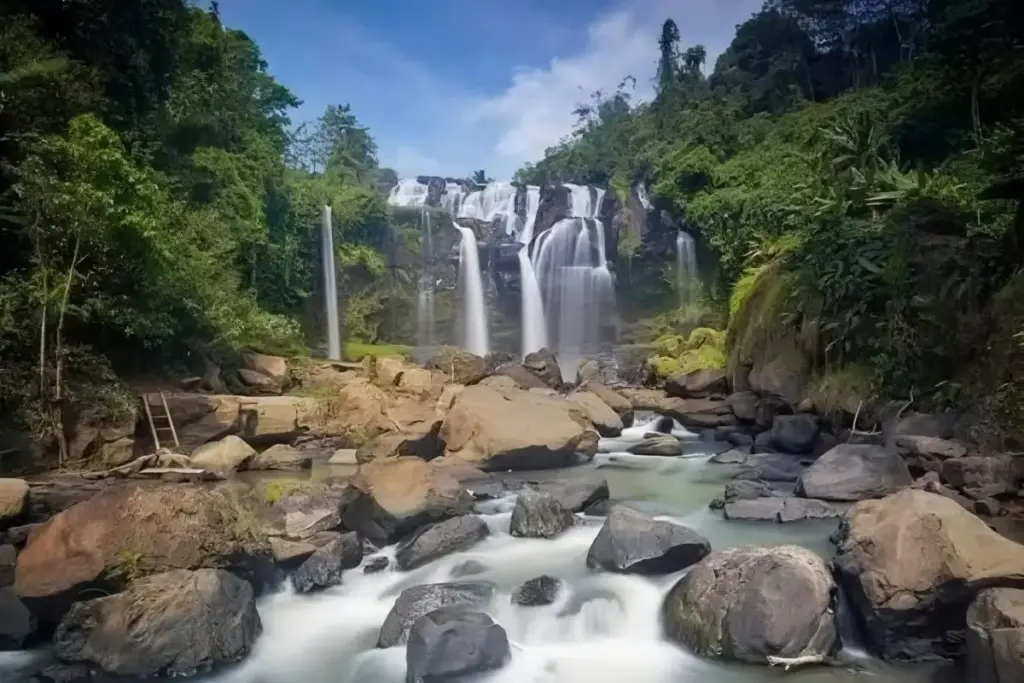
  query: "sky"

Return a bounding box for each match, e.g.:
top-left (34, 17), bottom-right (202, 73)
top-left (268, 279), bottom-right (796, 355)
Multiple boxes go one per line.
top-left (217, 0), bottom-right (764, 181)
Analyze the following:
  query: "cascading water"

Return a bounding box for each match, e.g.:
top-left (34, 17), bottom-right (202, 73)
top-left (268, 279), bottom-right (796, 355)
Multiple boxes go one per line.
top-left (416, 209), bottom-right (436, 348)
top-left (456, 225), bottom-right (489, 356)
top-left (517, 186), bottom-right (547, 356)
top-left (386, 178), bottom-right (428, 208)
top-left (321, 205), bottom-right (341, 360)
top-left (458, 182), bottom-right (517, 223)
top-left (675, 230), bottom-right (697, 307)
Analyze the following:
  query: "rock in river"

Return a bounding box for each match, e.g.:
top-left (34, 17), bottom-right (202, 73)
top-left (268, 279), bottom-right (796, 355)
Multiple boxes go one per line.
top-left (0, 478), bottom-right (29, 530)
top-left (290, 532), bottom-right (362, 593)
top-left (378, 582), bottom-right (495, 647)
top-left (723, 497), bottom-right (839, 523)
top-left (512, 576), bottom-right (563, 607)
top-left (628, 435), bottom-right (682, 456)
top-left (966, 588), bottom-right (1024, 683)
top-left (53, 569), bottom-right (260, 678)
top-left (395, 516), bottom-right (489, 570)
top-left (662, 545), bottom-right (837, 664)
top-left (509, 490), bottom-right (574, 539)
top-left (796, 444), bottom-right (912, 501)
top-left (833, 489), bottom-right (1024, 661)
top-left (405, 609), bottom-right (510, 683)
top-left (586, 506), bottom-right (711, 574)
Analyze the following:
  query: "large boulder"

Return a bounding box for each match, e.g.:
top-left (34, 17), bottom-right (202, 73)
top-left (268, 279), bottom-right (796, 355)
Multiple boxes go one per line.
top-left (586, 506), bottom-right (711, 575)
top-left (241, 352), bottom-right (288, 385)
top-left (726, 392), bottom-right (759, 422)
top-left (439, 384), bottom-right (599, 470)
top-left (531, 474), bottom-right (609, 513)
top-left (665, 369), bottom-right (728, 398)
top-left (340, 457), bottom-right (473, 543)
top-left (941, 455), bottom-right (1020, 499)
top-left (833, 489), bottom-right (1024, 661)
top-left (579, 381), bottom-right (634, 427)
top-left (188, 435), bottom-right (256, 472)
top-left (378, 582), bottom-right (495, 647)
top-left (249, 444), bottom-right (311, 471)
top-left (405, 609), bottom-right (510, 683)
top-left (796, 444), bottom-right (912, 501)
top-left (0, 479), bottom-right (29, 530)
top-left (509, 491), bottom-right (574, 539)
top-left (426, 347), bottom-right (487, 385)
top-left (492, 363), bottom-right (549, 390)
top-left (662, 545), bottom-right (836, 663)
top-left (628, 435), bottom-right (682, 456)
top-left (395, 516), bottom-right (489, 570)
top-left (14, 483), bottom-right (273, 626)
top-left (164, 394), bottom-right (314, 450)
top-left (522, 348), bottom-right (563, 388)
top-left (271, 483), bottom-right (347, 541)
top-left (238, 368), bottom-right (281, 394)
top-left (53, 569), bottom-right (260, 677)
top-left (966, 588), bottom-right (1024, 683)
top-left (290, 533), bottom-right (362, 593)
top-left (770, 415), bottom-right (820, 454)
top-left (567, 391), bottom-right (623, 437)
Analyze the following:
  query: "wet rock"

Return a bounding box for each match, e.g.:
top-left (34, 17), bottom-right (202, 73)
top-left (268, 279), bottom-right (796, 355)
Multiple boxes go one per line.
top-left (273, 483), bottom-right (347, 540)
top-left (53, 569), bottom-right (259, 677)
top-left (724, 497), bottom-right (839, 523)
top-left (628, 435), bottom-right (682, 456)
top-left (0, 479), bottom-right (29, 530)
top-left (509, 490), bottom-right (574, 539)
top-left (833, 489), bottom-right (1024, 661)
top-left (662, 545), bottom-right (836, 663)
top-left (709, 447), bottom-right (750, 464)
top-left (770, 415), bottom-right (820, 454)
top-left (395, 516), bottom-right (489, 570)
top-left (533, 473), bottom-right (609, 513)
top-left (966, 588), bottom-right (1024, 683)
top-left (723, 479), bottom-right (779, 503)
top-left (425, 347), bottom-right (487, 385)
top-left (941, 455), bottom-right (1019, 499)
top-left (512, 575), bottom-right (563, 607)
top-left (268, 537), bottom-right (316, 568)
top-left (15, 483), bottom-right (273, 628)
top-left (189, 435), bottom-right (256, 472)
top-left (522, 348), bottom-right (563, 388)
top-left (567, 391), bottom-right (623, 437)
top-left (378, 582), bottom-right (495, 647)
top-left (291, 532), bottom-right (362, 592)
top-left (405, 609), bottom-right (510, 683)
top-left (578, 381), bottom-right (634, 427)
top-left (440, 384), bottom-right (599, 470)
top-left (364, 556), bottom-right (390, 574)
top-left (586, 506), bottom-right (711, 575)
top-left (797, 444), bottom-right (912, 501)
top-left (249, 444), bottom-right (311, 471)
top-left (0, 586), bottom-right (34, 649)
top-left (340, 457), bottom-right (473, 544)
top-left (726, 392), bottom-right (759, 422)
top-left (737, 453), bottom-right (804, 483)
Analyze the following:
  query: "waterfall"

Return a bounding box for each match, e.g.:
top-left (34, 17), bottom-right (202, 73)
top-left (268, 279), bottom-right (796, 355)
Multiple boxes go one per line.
top-left (458, 182), bottom-right (517, 223)
top-left (636, 183), bottom-right (652, 211)
top-left (416, 209), bottom-right (436, 349)
top-left (387, 178), bottom-right (428, 208)
top-left (456, 225), bottom-right (489, 356)
top-left (321, 205), bottom-right (341, 360)
top-left (518, 186), bottom-right (547, 356)
top-left (441, 182), bottom-right (465, 215)
top-left (676, 230), bottom-right (697, 307)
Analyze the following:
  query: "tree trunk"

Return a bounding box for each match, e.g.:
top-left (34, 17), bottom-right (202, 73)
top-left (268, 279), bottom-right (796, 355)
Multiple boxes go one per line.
top-left (53, 232), bottom-right (81, 468)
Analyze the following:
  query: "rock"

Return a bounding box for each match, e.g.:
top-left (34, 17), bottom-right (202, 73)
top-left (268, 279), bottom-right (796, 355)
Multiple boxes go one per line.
top-left (748, 351), bottom-right (809, 404)
top-left (567, 391), bottom-right (623, 437)
top-left (737, 453), bottom-right (804, 482)
top-left (395, 516), bottom-right (489, 570)
top-left (522, 348), bottom-right (563, 388)
top-left (0, 544), bottom-right (14, 587)
top-left (189, 435), bottom-right (256, 472)
top-left (727, 431), bottom-right (754, 447)
top-left (628, 435), bottom-right (682, 456)
top-left (966, 588), bottom-right (1024, 683)
top-left (662, 545), bottom-right (836, 663)
top-left (709, 447), bottom-right (750, 464)
top-left (770, 415), bottom-right (820, 454)
top-left (812, 432), bottom-right (840, 458)
top-left (268, 537), bottom-right (315, 567)
top-left (439, 384), bottom-right (599, 470)
top-left (328, 448), bottom-right (358, 465)
top-left (723, 479), bottom-right (779, 502)
top-left (833, 489), bottom-right (1024, 661)
top-left (489, 363), bottom-right (545, 390)
top-left (14, 483), bottom-right (272, 627)
top-left (405, 609), bottom-right (510, 683)
top-left (238, 368), bottom-right (281, 394)
top-left (575, 358), bottom-right (602, 385)
top-left (896, 435), bottom-right (967, 460)
top-left (509, 491), bottom-right (574, 539)
top-left (250, 444), bottom-right (311, 471)
top-left (666, 369), bottom-right (728, 398)
top-left (378, 582), bottom-right (495, 647)
top-left (586, 506), bottom-right (711, 574)
top-left (892, 412), bottom-right (956, 440)
top-left (52, 569), bottom-right (260, 677)
top-left (726, 392), bottom-right (759, 422)
top-left (0, 479), bottom-right (29, 529)
top-left (796, 444), bottom-right (912, 501)
top-left (976, 498), bottom-right (1002, 517)
top-left (484, 352), bottom-right (516, 374)
top-left (941, 455), bottom-right (1019, 499)
top-left (290, 533), bottom-right (362, 592)
top-left (512, 576), bottom-right (562, 606)
top-left (724, 497), bottom-right (839, 523)
top-left (273, 483), bottom-right (346, 540)
top-left (426, 347), bottom-right (487, 385)
top-left (755, 396), bottom-right (791, 429)
top-left (532, 474), bottom-right (609, 512)
top-left (364, 556), bottom-right (389, 573)
top-left (579, 381), bottom-right (634, 426)
top-left (656, 397), bottom-right (736, 430)
top-left (241, 352), bottom-right (288, 384)
top-left (340, 457), bottom-right (473, 543)
top-left (752, 430), bottom-right (775, 453)
top-left (0, 586), bottom-right (34, 649)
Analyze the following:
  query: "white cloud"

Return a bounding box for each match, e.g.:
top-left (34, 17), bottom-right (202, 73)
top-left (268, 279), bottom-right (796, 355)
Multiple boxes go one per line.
top-left (391, 146), bottom-right (444, 177)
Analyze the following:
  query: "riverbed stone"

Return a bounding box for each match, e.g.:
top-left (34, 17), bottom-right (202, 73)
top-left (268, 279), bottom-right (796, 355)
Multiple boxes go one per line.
top-left (663, 545), bottom-right (836, 663)
top-left (966, 588), bottom-right (1024, 683)
top-left (797, 444), bottom-right (912, 501)
top-left (378, 582), bottom-right (495, 647)
top-left (724, 497), bottom-right (839, 523)
top-left (52, 569), bottom-right (260, 677)
top-left (509, 490), bottom-right (574, 539)
top-left (395, 516), bottom-right (489, 570)
top-left (628, 435), bottom-right (682, 456)
top-left (770, 415), bottom-right (820, 454)
top-left (405, 609), bottom-right (510, 683)
top-left (737, 453), bottom-right (805, 483)
top-left (723, 479), bottom-right (780, 503)
top-left (512, 575), bottom-right (563, 607)
top-left (586, 506), bottom-right (711, 575)
top-left (290, 532), bottom-right (362, 593)
top-left (0, 479), bottom-right (29, 530)
top-left (567, 391), bottom-right (623, 437)
top-left (189, 435), bottom-right (256, 472)
top-left (532, 474), bottom-right (609, 512)
top-left (710, 447), bottom-right (750, 464)
top-left (833, 489), bottom-right (1024, 661)
top-left (340, 457), bottom-right (473, 544)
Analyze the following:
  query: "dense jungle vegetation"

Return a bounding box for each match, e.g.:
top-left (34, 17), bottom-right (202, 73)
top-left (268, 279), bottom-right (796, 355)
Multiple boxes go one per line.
top-left (0, 0), bottom-right (412, 459)
top-left (517, 0), bottom-right (1024, 444)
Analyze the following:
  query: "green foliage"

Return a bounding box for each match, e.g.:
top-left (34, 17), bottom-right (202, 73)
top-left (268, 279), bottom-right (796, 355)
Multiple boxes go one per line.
top-left (651, 326), bottom-right (727, 379)
top-left (343, 341), bottom-right (412, 362)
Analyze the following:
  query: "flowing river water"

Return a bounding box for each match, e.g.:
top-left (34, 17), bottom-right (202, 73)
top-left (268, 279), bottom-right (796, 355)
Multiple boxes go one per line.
top-left (2, 418), bottom-right (960, 683)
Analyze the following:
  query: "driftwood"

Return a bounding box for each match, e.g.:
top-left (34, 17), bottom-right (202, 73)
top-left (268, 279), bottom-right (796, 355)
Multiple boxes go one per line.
top-left (766, 654), bottom-right (829, 670)
top-left (80, 450), bottom-right (193, 480)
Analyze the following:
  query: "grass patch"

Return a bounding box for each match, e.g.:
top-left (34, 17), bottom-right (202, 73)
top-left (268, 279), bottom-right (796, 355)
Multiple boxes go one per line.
top-left (343, 341), bottom-right (412, 362)
top-left (809, 364), bottom-right (877, 416)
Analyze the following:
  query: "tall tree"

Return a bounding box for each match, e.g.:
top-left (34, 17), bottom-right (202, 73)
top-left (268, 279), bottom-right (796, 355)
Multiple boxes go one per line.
top-left (655, 19), bottom-right (681, 103)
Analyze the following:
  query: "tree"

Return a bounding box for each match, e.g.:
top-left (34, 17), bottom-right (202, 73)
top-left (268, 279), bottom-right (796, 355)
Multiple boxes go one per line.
top-left (655, 19), bottom-right (681, 102)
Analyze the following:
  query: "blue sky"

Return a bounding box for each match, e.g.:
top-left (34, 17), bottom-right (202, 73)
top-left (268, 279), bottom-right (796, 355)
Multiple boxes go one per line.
top-left (217, 0), bottom-right (764, 181)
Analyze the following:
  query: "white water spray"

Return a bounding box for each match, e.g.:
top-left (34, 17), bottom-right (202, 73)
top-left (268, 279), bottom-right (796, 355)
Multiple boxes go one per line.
top-left (321, 205), bottom-right (340, 360)
top-left (456, 225), bottom-right (489, 356)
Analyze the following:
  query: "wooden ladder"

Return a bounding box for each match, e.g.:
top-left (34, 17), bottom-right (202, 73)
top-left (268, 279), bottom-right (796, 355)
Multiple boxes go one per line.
top-left (142, 391), bottom-right (180, 451)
